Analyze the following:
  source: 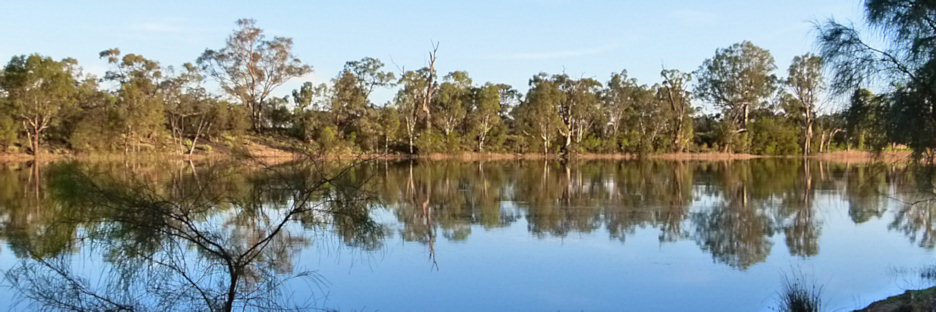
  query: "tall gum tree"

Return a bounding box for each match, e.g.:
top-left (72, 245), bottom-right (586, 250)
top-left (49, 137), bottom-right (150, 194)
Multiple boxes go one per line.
top-left (659, 69), bottom-right (693, 153)
top-left (100, 49), bottom-right (166, 153)
top-left (786, 54), bottom-right (824, 156)
top-left (470, 83), bottom-right (504, 152)
top-left (694, 41), bottom-right (777, 152)
top-left (0, 54), bottom-right (78, 155)
top-left (434, 71), bottom-right (471, 137)
top-left (515, 75), bottom-right (564, 154)
top-left (198, 19), bottom-right (311, 132)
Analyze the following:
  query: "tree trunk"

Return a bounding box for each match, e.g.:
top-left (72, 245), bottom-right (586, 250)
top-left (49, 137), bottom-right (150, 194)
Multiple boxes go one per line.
top-left (803, 120), bottom-right (812, 157)
top-left (819, 132), bottom-right (826, 153)
top-left (672, 116), bottom-right (684, 153)
top-left (222, 265), bottom-right (239, 312)
top-left (32, 128), bottom-right (40, 157)
top-left (189, 120), bottom-right (211, 156)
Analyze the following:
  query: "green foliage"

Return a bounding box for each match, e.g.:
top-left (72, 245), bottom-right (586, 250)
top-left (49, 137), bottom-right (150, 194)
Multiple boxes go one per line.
top-left (0, 18), bottom-right (902, 158)
top-left (414, 130), bottom-right (445, 154)
top-left (69, 115), bottom-right (118, 152)
top-left (786, 53), bottom-right (824, 155)
top-left (749, 116), bottom-right (801, 155)
top-left (513, 74), bottom-right (565, 154)
top-left (817, 0), bottom-right (936, 159)
top-left (0, 114), bottom-right (17, 151)
top-left (1, 54), bottom-right (79, 154)
top-left (694, 41), bottom-right (777, 152)
top-left (845, 89), bottom-right (888, 150)
top-left (100, 49), bottom-right (168, 151)
top-left (198, 19), bottom-right (311, 132)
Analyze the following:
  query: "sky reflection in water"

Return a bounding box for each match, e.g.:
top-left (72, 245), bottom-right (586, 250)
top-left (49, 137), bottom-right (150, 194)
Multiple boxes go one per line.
top-left (0, 159), bottom-right (933, 311)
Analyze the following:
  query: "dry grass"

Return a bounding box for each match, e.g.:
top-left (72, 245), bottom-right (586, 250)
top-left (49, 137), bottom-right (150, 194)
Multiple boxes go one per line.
top-left (810, 151), bottom-right (911, 163)
top-left (652, 152), bottom-right (763, 160)
top-left (0, 152), bottom-right (65, 163)
top-left (0, 148), bottom-right (918, 165)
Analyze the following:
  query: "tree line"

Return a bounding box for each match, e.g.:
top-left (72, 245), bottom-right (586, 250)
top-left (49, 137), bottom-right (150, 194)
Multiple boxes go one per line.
top-left (1, 2), bottom-right (932, 157)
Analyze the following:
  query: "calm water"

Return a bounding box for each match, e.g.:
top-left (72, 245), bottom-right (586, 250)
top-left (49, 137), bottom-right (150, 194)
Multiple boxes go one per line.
top-left (0, 159), bottom-right (934, 311)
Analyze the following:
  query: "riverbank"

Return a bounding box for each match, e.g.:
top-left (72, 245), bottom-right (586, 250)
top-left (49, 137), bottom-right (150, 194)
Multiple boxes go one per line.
top-left (0, 148), bottom-right (913, 164)
top-left (0, 134), bottom-right (914, 164)
top-left (855, 286), bottom-right (936, 311)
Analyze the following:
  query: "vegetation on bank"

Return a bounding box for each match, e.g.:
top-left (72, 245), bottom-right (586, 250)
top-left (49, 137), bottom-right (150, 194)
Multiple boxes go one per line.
top-left (3, 0), bottom-right (933, 159)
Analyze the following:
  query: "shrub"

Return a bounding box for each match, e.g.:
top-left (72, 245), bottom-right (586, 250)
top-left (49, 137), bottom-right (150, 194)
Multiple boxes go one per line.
top-left (414, 130), bottom-right (445, 154)
top-left (777, 273), bottom-right (821, 312)
top-left (750, 117), bottom-right (801, 155)
top-left (0, 114), bottom-right (18, 151)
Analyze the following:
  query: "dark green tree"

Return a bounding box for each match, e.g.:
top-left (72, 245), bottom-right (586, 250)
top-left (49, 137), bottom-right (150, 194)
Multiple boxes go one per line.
top-left (514, 74), bottom-right (564, 154)
top-left (469, 83), bottom-right (504, 152)
top-left (0, 54), bottom-right (79, 155)
top-left (659, 69), bottom-right (694, 152)
top-left (694, 41), bottom-right (777, 152)
top-left (100, 49), bottom-right (167, 153)
top-left (817, 0), bottom-right (936, 159)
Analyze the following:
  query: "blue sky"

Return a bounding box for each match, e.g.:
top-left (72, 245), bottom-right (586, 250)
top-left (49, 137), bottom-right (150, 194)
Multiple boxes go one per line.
top-left (1, 1), bottom-right (865, 107)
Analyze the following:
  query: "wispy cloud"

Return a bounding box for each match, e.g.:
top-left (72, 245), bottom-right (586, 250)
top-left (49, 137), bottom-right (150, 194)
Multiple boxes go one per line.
top-left (490, 44), bottom-right (619, 61)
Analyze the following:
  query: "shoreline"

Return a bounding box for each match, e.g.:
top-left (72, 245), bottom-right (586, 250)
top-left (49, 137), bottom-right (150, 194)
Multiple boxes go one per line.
top-left (0, 150), bottom-right (913, 164)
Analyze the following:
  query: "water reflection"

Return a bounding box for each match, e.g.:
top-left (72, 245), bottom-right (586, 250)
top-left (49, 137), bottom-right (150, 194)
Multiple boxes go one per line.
top-left (0, 158), bottom-right (930, 310)
top-left (1, 160), bottom-right (380, 311)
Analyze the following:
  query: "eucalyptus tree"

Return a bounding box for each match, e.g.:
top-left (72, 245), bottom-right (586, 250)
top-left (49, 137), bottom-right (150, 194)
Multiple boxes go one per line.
top-left (514, 74), bottom-right (564, 154)
top-left (162, 63), bottom-right (217, 155)
top-left (603, 71), bottom-right (639, 148)
top-left (555, 74), bottom-right (602, 153)
top-left (434, 71), bottom-right (471, 137)
top-left (395, 70), bottom-right (425, 153)
top-left (329, 70), bottom-right (369, 139)
top-left (658, 69), bottom-right (693, 152)
top-left (817, 0), bottom-right (936, 158)
top-left (694, 41), bottom-right (777, 152)
top-left (378, 105), bottom-right (401, 154)
top-left (323, 58), bottom-right (396, 151)
top-left (198, 18), bottom-right (311, 132)
top-left (630, 84), bottom-right (666, 154)
top-left (67, 76), bottom-right (117, 152)
top-left (100, 49), bottom-right (167, 153)
top-left (786, 54), bottom-right (824, 156)
top-left (343, 57), bottom-right (396, 98)
top-left (469, 83), bottom-right (504, 152)
top-left (0, 54), bottom-right (79, 155)
top-left (420, 44), bottom-right (440, 132)
top-left (290, 81), bottom-right (328, 140)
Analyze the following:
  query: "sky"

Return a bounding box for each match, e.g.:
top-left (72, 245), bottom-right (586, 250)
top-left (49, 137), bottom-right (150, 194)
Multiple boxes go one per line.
top-left (0, 1), bottom-right (866, 108)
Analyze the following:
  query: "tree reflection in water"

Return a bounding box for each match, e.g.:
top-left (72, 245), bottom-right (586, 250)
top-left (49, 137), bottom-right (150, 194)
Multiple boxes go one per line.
top-left (0, 158), bottom-right (933, 310)
top-left (2, 159), bottom-right (380, 312)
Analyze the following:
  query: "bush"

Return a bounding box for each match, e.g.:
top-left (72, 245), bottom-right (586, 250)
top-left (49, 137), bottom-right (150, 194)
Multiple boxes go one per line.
top-left (414, 130), bottom-right (445, 154)
top-left (0, 114), bottom-right (18, 151)
top-left (777, 273), bottom-right (821, 312)
top-left (443, 132), bottom-right (462, 152)
top-left (750, 117), bottom-right (801, 155)
top-left (580, 134), bottom-right (604, 153)
top-left (69, 116), bottom-right (118, 152)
